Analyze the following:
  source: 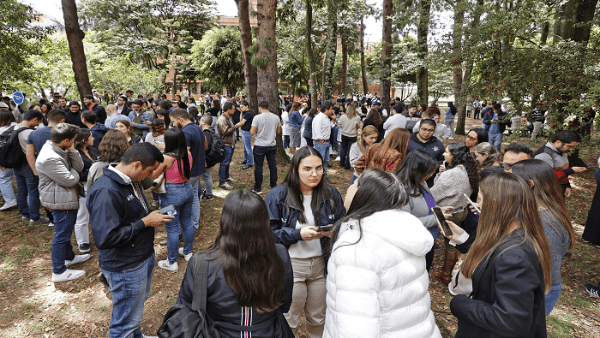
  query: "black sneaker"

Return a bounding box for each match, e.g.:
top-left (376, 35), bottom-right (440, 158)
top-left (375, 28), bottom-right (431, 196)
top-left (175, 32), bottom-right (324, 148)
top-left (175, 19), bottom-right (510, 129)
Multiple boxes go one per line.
top-left (201, 194), bottom-right (214, 201)
top-left (99, 273), bottom-right (109, 287)
top-left (585, 284), bottom-right (600, 298)
top-left (250, 188), bottom-right (263, 195)
top-left (79, 243), bottom-right (90, 254)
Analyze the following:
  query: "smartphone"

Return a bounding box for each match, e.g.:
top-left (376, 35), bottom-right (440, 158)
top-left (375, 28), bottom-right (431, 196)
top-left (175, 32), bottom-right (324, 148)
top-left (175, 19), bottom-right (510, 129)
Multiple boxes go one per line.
top-left (316, 224), bottom-right (334, 232)
top-left (159, 205), bottom-right (177, 216)
top-left (463, 193), bottom-right (481, 214)
top-left (432, 207), bottom-right (452, 238)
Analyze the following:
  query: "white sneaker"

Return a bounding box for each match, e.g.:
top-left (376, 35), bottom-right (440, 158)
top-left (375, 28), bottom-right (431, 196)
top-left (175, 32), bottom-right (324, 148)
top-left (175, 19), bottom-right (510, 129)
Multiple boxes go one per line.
top-left (334, 156), bottom-right (340, 161)
top-left (52, 269), bottom-right (85, 282)
top-left (178, 247), bottom-right (193, 262)
top-left (142, 335), bottom-right (158, 338)
top-left (158, 259), bottom-right (178, 271)
top-left (448, 137), bottom-right (454, 139)
top-left (0, 200), bottom-right (17, 211)
top-left (65, 254), bottom-right (91, 267)
top-left (48, 222), bottom-right (54, 227)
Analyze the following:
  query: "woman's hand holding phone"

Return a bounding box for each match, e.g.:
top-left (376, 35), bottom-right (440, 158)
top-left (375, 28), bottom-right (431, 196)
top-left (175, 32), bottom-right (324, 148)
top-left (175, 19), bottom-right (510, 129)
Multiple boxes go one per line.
top-left (300, 226), bottom-right (324, 240)
top-left (445, 220), bottom-right (465, 241)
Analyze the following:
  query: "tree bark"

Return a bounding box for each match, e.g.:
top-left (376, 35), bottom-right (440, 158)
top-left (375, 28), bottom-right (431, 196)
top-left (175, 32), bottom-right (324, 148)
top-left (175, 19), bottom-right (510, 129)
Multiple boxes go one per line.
top-left (62, 0), bottom-right (92, 101)
top-left (256, 0), bottom-right (287, 163)
top-left (451, 0), bottom-right (465, 134)
top-left (306, 0), bottom-right (318, 108)
top-left (380, 0), bottom-right (393, 114)
top-left (416, 0), bottom-right (431, 105)
top-left (341, 37), bottom-right (348, 96)
top-left (236, 0), bottom-right (259, 114)
top-left (322, 0), bottom-right (338, 101)
top-left (360, 16), bottom-right (369, 95)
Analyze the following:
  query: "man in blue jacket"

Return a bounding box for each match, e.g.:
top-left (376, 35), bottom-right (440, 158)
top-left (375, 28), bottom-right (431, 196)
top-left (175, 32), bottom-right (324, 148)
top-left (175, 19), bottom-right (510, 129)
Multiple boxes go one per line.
top-left (87, 143), bottom-right (174, 338)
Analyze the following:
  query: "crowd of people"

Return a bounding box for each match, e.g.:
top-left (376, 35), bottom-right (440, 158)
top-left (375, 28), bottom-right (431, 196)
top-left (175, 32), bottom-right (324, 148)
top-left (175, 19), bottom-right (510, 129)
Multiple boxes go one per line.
top-left (0, 89), bottom-right (598, 338)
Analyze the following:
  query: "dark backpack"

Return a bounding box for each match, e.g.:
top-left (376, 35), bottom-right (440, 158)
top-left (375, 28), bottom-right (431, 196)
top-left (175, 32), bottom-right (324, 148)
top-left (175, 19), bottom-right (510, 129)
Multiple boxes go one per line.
top-left (157, 252), bottom-right (216, 338)
top-left (204, 129), bottom-right (225, 168)
top-left (0, 126), bottom-right (31, 168)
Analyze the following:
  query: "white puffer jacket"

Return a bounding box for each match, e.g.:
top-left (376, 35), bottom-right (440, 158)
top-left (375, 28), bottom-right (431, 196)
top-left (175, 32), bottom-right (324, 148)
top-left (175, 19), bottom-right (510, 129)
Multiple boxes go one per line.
top-left (323, 209), bottom-right (441, 338)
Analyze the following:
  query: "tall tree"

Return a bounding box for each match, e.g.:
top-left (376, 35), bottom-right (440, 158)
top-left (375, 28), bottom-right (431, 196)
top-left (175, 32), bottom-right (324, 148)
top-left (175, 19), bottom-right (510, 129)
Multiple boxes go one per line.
top-left (236, 0), bottom-right (258, 114)
top-left (450, 0), bottom-right (465, 135)
top-left (416, 0), bottom-right (431, 105)
top-left (62, 0), bottom-right (92, 100)
top-left (360, 16), bottom-right (369, 95)
top-left (306, 0), bottom-right (318, 107)
top-left (322, 0), bottom-right (338, 100)
top-left (380, 0), bottom-right (393, 113)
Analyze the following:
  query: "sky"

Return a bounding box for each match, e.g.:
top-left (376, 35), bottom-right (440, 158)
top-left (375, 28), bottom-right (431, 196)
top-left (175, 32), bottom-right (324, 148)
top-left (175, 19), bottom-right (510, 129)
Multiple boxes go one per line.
top-left (22, 0), bottom-right (384, 43)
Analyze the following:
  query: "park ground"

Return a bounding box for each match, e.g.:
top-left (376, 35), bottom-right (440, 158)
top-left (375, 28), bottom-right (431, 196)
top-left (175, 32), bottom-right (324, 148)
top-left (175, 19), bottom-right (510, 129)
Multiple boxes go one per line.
top-left (0, 118), bottom-right (599, 337)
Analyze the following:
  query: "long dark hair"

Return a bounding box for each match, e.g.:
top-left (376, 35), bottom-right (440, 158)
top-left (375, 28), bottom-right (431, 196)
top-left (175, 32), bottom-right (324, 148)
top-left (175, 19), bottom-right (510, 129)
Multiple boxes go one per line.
top-left (283, 146), bottom-right (333, 224)
top-left (512, 159), bottom-right (575, 250)
top-left (461, 173), bottom-right (552, 293)
top-left (448, 102), bottom-right (457, 115)
top-left (207, 190), bottom-right (286, 312)
top-left (468, 128), bottom-right (489, 145)
top-left (75, 128), bottom-right (92, 150)
top-left (446, 142), bottom-right (479, 196)
top-left (331, 169), bottom-right (407, 251)
top-left (163, 128), bottom-right (190, 180)
top-left (396, 150), bottom-right (438, 197)
top-left (0, 109), bottom-right (15, 127)
top-left (365, 109), bottom-right (383, 126)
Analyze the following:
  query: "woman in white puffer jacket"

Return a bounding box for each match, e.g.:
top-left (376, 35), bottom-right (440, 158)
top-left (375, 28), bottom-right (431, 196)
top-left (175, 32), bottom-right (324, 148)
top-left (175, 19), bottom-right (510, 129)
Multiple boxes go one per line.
top-left (324, 169), bottom-right (441, 338)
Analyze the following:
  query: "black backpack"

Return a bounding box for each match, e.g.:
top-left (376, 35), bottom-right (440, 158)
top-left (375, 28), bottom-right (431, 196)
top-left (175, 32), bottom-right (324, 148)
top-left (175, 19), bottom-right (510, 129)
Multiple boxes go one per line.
top-left (204, 129), bottom-right (225, 168)
top-left (157, 252), bottom-right (216, 338)
top-left (0, 126), bottom-right (31, 168)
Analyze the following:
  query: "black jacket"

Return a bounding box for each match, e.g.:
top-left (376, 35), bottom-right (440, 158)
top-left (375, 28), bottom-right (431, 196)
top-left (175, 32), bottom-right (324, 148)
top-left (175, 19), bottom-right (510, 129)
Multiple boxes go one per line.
top-left (176, 245), bottom-right (294, 338)
top-left (87, 165), bottom-right (154, 272)
top-left (450, 229), bottom-right (547, 338)
top-left (406, 132), bottom-right (445, 187)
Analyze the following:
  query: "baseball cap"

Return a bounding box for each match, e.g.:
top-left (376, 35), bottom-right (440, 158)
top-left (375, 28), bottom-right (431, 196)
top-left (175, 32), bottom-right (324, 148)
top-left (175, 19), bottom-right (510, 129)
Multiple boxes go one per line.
top-left (0, 102), bottom-right (8, 109)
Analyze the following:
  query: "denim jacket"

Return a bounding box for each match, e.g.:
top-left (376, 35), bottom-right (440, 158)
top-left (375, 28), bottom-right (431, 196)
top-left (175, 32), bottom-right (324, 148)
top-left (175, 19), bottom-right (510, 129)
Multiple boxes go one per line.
top-left (265, 183), bottom-right (346, 261)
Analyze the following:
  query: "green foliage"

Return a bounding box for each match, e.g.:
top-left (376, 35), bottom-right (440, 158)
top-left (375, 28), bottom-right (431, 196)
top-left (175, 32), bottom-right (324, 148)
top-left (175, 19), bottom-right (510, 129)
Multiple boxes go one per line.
top-left (78, 0), bottom-right (217, 69)
top-left (190, 27), bottom-right (245, 94)
top-left (0, 0), bottom-right (51, 90)
top-left (260, 37), bottom-right (272, 49)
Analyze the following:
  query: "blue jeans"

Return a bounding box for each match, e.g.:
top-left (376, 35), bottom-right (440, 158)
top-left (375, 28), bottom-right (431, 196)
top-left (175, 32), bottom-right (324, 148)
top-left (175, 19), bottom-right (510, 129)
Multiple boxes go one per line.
top-left (241, 130), bottom-right (253, 165)
top-left (545, 283), bottom-right (562, 316)
top-left (160, 182), bottom-right (194, 263)
top-left (489, 133), bottom-right (503, 151)
top-left (331, 127), bottom-right (339, 152)
top-left (103, 253), bottom-right (155, 338)
top-left (50, 209), bottom-right (78, 274)
top-left (313, 141), bottom-right (330, 176)
top-left (340, 135), bottom-right (356, 169)
top-left (218, 145), bottom-right (234, 185)
top-left (14, 164), bottom-right (41, 221)
top-left (253, 145), bottom-right (277, 190)
top-left (189, 176), bottom-right (201, 231)
top-left (283, 135), bottom-right (290, 149)
top-left (0, 167), bottom-right (16, 203)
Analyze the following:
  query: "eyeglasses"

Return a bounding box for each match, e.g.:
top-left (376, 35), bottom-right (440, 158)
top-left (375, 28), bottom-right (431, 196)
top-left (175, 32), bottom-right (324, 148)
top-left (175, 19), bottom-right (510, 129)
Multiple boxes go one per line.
top-left (501, 162), bottom-right (514, 170)
top-left (420, 127), bottom-right (435, 133)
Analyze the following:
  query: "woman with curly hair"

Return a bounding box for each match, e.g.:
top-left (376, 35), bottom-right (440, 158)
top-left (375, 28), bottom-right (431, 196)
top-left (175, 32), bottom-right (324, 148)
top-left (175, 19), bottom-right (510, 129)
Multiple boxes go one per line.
top-left (430, 142), bottom-right (479, 284)
top-left (86, 130), bottom-right (130, 191)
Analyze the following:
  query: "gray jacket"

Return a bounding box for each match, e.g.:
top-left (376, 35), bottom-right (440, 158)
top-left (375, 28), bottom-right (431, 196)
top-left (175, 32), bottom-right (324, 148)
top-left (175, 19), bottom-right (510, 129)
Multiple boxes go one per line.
top-left (401, 184), bottom-right (437, 230)
top-left (36, 140), bottom-right (83, 210)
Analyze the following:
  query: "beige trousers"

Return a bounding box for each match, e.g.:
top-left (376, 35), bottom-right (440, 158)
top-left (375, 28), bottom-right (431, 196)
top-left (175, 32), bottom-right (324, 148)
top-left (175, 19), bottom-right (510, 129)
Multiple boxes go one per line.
top-left (284, 256), bottom-right (327, 338)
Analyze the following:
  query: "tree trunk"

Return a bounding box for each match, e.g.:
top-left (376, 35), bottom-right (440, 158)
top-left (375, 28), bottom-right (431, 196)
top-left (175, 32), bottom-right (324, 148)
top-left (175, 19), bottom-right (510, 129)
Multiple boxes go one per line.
top-left (451, 0), bottom-right (465, 134)
top-left (256, 0), bottom-right (287, 163)
top-left (236, 0), bottom-right (259, 114)
top-left (360, 16), bottom-right (369, 95)
top-left (572, 0), bottom-right (598, 44)
top-left (341, 37), bottom-right (348, 96)
top-left (62, 0), bottom-right (92, 101)
top-left (416, 0), bottom-right (431, 105)
top-left (380, 0), bottom-right (393, 114)
top-left (322, 0), bottom-right (338, 101)
top-left (306, 0), bottom-right (318, 108)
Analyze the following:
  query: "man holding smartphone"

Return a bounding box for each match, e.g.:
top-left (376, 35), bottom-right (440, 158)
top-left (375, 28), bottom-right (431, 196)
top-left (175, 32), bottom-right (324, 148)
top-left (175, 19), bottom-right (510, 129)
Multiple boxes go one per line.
top-left (87, 143), bottom-right (175, 338)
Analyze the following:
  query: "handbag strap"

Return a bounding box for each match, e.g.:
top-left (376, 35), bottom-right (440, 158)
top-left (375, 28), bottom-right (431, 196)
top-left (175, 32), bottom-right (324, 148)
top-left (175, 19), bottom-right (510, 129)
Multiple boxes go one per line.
top-left (191, 252), bottom-right (209, 313)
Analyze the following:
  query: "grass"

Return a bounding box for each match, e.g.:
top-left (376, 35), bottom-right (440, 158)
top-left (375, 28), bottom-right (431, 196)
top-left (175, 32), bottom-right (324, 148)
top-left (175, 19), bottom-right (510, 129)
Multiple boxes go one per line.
top-left (547, 316), bottom-right (579, 337)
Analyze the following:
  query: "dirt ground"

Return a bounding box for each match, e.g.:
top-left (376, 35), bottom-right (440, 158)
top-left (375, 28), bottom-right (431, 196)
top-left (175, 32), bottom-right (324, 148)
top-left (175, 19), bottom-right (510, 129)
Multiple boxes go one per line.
top-left (0, 117), bottom-right (599, 338)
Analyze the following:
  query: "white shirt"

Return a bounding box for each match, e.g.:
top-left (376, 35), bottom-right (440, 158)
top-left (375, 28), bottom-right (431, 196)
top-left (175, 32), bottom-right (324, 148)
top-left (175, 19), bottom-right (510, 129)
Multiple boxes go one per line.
top-left (281, 111), bottom-right (290, 136)
top-left (312, 112), bottom-right (331, 140)
top-left (383, 113), bottom-right (407, 137)
top-left (287, 195), bottom-right (322, 259)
